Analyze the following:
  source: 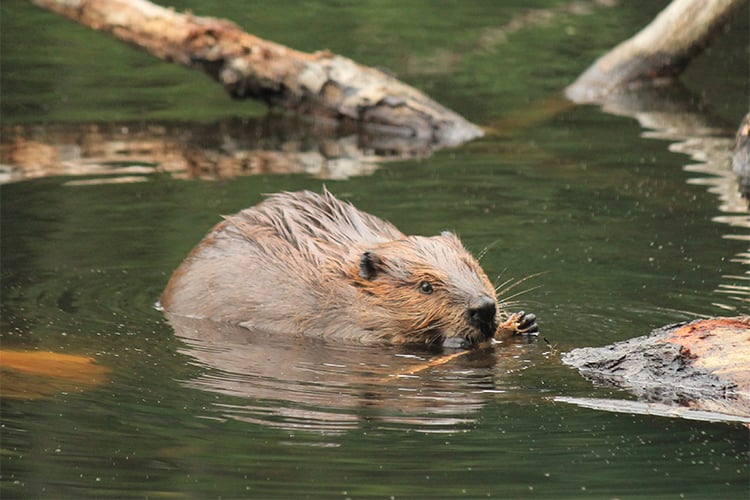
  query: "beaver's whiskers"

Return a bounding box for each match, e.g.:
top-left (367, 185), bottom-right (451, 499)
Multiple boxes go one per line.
top-left (494, 271), bottom-right (547, 311)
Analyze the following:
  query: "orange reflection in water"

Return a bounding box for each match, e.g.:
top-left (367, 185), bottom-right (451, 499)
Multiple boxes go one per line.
top-left (0, 350), bottom-right (109, 399)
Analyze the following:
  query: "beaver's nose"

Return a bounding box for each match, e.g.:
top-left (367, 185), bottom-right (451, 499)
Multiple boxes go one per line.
top-left (467, 295), bottom-right (496, 326)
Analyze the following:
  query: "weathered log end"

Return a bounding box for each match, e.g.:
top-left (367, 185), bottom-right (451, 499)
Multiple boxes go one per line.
top-left (565, 52), bottom-right (688, 103)
top-left (215, 45), bottom-right (484, 146)
top-left (297, 55), bottom-right (484, 146)
top-left (562, 316), bottom-right (750, 420)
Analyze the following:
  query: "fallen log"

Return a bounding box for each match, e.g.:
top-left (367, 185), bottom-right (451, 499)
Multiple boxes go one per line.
top-left (566, 0), bottom-right (746, 103)
top-left (561, 316), bottom-right (750, 423)
top-left (31, 0), bottom-right (483, 147)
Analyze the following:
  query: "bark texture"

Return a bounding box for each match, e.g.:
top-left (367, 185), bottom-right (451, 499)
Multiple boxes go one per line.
top-left (566, 0), bottom-right (746, 103)
top-left (32, 0), bottom-right (483, 146)
top-left (562, 316), bottom-right (750, 421)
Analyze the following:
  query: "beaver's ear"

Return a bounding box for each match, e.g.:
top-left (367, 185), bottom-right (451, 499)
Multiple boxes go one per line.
top-left (358, 251), bottom-right (383, 280)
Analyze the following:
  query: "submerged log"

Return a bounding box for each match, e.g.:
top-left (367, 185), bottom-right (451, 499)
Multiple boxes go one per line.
top-left (561, 317), bottom-right (750, 422)
top-left (566, 0), bottom-right (746, 103)
top-left (31, 0), bottom-right (483, 147)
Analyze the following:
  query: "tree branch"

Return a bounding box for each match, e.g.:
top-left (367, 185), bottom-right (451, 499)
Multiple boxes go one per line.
top-left (566, 0), bottom-right (746, 103)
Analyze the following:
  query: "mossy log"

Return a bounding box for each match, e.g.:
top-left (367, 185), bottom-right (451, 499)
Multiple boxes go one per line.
top-left (32, 0), bottom-right (483, 147)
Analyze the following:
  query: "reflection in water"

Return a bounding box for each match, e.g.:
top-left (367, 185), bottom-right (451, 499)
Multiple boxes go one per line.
top-left (0, 350), bottom-right (109, 399)
top-left (597, 85), bottom-right (750, 311)
top-left (168, 315), bottom-right (536, 434)
top-left (678, 137), bottom-right (750, 309)
top-left (0, 115), bottom-right (452, 185)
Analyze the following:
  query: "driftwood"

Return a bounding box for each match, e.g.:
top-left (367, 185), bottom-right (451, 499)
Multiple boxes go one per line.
top-left (561, 317), bottom-right (750, 424)
top-left (31, 0), bottom-right (483, 148)
top-left (566, 0), bottom-right (747, 103)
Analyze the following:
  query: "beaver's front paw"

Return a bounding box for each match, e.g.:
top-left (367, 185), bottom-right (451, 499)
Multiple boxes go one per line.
top-left (497, 311), bottom-right (539, 337)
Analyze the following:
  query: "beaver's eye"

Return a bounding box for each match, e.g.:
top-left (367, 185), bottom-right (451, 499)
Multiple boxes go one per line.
top-left (418, 281), bottom-right (434, 294)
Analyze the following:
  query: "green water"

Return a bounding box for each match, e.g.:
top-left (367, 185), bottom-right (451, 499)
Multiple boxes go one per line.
top-left (1, 0), bottom-right (749, 498)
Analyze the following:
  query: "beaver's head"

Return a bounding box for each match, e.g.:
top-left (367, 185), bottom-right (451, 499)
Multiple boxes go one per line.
top-left (350, 231), bottom-right (498, 348)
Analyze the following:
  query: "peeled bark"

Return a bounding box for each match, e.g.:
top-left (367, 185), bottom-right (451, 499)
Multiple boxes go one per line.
top-left (31, 0), bottom-right (483, 147)
top-left (566, 0), bottom-right (746, 103)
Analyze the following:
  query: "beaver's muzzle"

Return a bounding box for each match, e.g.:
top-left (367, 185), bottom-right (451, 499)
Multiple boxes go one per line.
top-left (466, 294), bottom-right (497, 338)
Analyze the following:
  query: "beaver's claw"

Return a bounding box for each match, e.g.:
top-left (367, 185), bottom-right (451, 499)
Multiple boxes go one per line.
top-left (514, 311), bottom-right (539, 335)
top-left (498, 310), bottom-right (539, 337)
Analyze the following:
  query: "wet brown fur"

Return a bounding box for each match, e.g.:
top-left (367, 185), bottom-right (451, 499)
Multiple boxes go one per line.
top-left (161, 189), bottom-right (504, 346)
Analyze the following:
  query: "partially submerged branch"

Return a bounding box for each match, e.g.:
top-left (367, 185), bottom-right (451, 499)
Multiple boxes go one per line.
top-left (566, 0), bottom-right (746, 103)
top-left (32, 0), bottom-right (483, 147)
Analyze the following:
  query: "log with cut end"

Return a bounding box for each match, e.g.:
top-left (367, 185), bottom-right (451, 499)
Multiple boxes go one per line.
top-left (32, 0), bottom-right (483, 147)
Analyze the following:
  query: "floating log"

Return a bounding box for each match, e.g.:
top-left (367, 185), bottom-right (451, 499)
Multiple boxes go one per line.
top-left (561, 316), bottom-right (750, 423)
top-left (31, 0), bottom-right (483, 148)
top-left (566, 0), bottom-right (746, 103)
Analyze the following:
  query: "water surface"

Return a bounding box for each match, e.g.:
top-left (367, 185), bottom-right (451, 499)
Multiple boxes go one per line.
top-left (1, 0), bottom-right (748, 497)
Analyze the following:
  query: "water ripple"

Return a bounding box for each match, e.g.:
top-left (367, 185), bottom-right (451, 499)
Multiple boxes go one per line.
top-left (168, 315), bottom-right (533, 435)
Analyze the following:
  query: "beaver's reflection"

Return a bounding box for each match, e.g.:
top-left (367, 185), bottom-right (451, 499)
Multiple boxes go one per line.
top-left (169, 314), bottom-right (529, 434)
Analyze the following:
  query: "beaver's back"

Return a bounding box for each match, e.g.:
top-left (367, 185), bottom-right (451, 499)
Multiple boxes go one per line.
top-left (227, 190), bottom-right (405, 264)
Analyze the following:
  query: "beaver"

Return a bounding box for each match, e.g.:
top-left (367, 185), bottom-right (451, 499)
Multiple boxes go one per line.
top-left (160, 190), bottom-right (538, 348)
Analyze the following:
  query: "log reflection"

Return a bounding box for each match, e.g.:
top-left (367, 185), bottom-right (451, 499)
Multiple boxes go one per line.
top-left (0, 115), bottom-right (448, 185)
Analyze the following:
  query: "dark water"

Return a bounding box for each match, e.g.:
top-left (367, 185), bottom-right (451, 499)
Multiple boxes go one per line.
top-left (2, 0), bottom-right (749, 498)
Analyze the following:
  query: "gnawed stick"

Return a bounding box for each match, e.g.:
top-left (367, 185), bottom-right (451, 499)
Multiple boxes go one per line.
top-left (383, 350), bottom-right (471, 380)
